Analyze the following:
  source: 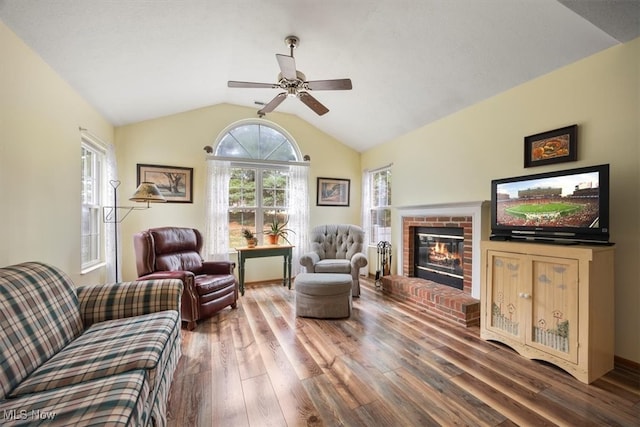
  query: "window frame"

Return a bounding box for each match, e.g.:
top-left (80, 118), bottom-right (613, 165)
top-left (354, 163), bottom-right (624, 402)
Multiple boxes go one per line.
top-left (367, 166), bottom-right (392, 245)
top-left (215, 120), bottom-right (302, 162)
top-left (80, 138), bottom-right (105, 270)
top-left (214, 120), bottom-right (303, 248)
top-left (228, 163), bottom-right (290, 247)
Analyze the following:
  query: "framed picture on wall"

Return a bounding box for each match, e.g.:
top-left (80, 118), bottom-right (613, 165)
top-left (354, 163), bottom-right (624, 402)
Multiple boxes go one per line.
top-left (524, 124), bottom-right (578, 168)
top-left (317, 177), bottom-right (350, 207)
top-left (137, 164), bottom-right (193, 203)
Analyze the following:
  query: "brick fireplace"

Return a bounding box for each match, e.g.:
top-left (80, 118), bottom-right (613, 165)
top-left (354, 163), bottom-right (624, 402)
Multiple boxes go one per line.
top-left (406, 219), bottom-right (471, 293)
top-left (380, 202), bottom-right (489, 327)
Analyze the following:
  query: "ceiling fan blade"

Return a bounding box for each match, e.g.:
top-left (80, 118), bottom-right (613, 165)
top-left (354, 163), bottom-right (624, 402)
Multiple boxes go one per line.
top-left (276, 54), bottom-right (297, 80)
top-left (228, 81), bottom-right (277, 89)
top-left (259, 92), bottom-right (287, 114)
top-left (306, 79), bottom-right (352, 91)
top-left (298, 92), bottom-right (329, 116)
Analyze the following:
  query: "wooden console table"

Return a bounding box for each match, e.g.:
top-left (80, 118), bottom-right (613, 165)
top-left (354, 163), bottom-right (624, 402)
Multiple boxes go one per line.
top-left (235, 245), bottom-right (294, 296)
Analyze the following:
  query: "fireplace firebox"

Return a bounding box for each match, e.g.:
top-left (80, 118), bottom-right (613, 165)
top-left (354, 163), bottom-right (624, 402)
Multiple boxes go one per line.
top-left (414, 226), bottom-right (464, 290)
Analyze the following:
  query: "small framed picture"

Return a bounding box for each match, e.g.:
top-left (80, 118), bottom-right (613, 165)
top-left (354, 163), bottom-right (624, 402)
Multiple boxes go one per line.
top-left (137, 164), bottom-right (193, 203)
top-left (317, 177), bottom-right (350, 207)
top-left (524, 125), bottom-right (577, 168)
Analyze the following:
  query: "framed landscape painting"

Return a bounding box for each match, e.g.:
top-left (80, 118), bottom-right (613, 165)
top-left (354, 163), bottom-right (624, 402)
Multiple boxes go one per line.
top-left (317, 177), bottom-right (350, 207)
top-left (524, 124), bottom-right (577, 168)
top-left (137, 164), bottom-right (193, 203)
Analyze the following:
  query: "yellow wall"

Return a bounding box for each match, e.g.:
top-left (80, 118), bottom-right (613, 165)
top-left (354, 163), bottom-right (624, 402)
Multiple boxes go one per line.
top-left (361, 38), bottom-right (640, 363)
top-left (115, 104), bottom-right (362, 282)
top-left (0, 21), bottom-right (113, 285)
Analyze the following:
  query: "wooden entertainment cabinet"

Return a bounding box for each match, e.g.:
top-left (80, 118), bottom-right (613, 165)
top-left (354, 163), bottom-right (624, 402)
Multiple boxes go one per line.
top-left (480, 240), bottom-right (615, 384)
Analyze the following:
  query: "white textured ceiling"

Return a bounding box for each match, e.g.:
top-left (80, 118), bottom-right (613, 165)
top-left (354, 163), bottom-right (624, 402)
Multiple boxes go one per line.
top-left (1, 0), bottom-right (638, 152)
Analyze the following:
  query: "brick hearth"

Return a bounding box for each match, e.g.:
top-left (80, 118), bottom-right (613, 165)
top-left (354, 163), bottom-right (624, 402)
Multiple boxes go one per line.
top-left (379, 275), bottom-right (480, 327)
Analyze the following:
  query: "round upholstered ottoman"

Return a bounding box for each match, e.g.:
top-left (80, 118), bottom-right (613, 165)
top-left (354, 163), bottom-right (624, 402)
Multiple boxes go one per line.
top-left (294, 273), bottom-right (352, 318)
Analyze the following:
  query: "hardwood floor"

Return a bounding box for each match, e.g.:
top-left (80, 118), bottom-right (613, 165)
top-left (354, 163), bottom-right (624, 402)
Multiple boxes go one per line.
top-left (167, 279), bottom-right (640, 426)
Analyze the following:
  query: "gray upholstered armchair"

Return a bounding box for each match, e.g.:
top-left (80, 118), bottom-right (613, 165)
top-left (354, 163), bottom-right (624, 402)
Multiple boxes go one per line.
top-left (299, 224), bottom-right (368, 296)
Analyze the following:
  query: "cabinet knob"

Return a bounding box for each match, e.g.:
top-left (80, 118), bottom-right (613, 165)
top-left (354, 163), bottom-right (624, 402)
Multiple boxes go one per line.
top-left (518, 292), bottom-right (531, 299)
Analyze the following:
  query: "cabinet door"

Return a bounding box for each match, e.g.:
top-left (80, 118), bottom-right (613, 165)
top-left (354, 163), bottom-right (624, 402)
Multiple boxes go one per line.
top-left (527, 255), bottom-right (579, 363)
top-left (485, 251), bottom-right (527, 343)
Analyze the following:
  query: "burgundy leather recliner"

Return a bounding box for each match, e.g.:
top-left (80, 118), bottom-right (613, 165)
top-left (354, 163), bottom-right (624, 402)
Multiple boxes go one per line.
top-left (133, 227), bottom-right (238, 330)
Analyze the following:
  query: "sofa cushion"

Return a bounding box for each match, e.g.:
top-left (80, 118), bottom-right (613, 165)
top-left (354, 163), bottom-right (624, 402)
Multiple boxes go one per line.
top-left (313, 258), bottom-right (352, 274)
top-left (10, 310), bottom-right (179, 397)
top-left (295, 273), bottom-right (352, 296)
top-left (0, 370), bottom-right (149, 427)
top-left (78, 279), bottom-right (184, 328)
top-left (0, 262), bottom-right (83, 400)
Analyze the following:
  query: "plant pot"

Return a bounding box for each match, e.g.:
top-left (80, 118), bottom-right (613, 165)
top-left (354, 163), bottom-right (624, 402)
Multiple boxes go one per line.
top-left (246, 238), bottom-right (257, 248)
top-left (266, 234), bottom-right (279, 245)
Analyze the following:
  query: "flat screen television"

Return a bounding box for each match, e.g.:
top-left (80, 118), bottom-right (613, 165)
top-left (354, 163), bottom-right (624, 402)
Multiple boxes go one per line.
top-left (490, 164), bottom-right (610, 245)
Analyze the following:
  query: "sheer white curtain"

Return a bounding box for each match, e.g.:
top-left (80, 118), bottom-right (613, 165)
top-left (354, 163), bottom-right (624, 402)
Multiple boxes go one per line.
top-left (204, 159), bottom-right (231, 261)
top-left (105, 142), bottom-right (119, 282)
top-left (287, 164), bottom-right (309, 275)
top-left (360, 169), bottom-right (372, 276)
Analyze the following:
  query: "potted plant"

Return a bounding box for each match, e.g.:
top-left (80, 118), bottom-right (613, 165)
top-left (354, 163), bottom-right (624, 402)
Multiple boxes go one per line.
top-left (242, 228), bottom-right (258, 248)
top-left (265, 217), bottom-right (295, 245)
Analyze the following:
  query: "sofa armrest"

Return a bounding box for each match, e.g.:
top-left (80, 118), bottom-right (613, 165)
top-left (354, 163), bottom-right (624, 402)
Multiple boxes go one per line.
top-left (77, 279), bottom-right (183, 328)
top-left (201, 261), bottom-right (236, 275)
top-left (299, 252), bottom-right (320, 272)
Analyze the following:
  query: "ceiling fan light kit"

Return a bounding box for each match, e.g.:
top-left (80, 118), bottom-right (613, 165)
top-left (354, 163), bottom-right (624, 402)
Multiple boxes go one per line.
top-left (228, 35), bottom-right (352, 116)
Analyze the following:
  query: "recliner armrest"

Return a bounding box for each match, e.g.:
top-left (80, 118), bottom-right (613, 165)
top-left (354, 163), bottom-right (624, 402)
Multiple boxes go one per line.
top-left (201, 261), bottom-right (236, 275)
top-left (77, 279), bottom-right (183, 328)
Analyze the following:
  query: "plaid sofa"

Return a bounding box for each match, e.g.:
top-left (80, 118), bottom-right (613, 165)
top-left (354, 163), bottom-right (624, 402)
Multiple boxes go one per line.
top-left (0, 262), bottom-right (182, 427)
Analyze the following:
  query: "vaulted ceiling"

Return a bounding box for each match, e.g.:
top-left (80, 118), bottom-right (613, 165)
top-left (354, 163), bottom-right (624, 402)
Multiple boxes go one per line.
top-left (1, 0), bottom-right (638, 152)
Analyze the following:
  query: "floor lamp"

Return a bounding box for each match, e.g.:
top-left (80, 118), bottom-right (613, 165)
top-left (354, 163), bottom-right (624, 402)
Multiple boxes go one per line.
top-left (103, 180), bottom-right (166, 281)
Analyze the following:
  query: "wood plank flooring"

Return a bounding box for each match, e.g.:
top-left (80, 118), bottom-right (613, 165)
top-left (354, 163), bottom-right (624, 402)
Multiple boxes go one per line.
top-left (166, 279), bottom-right (640, 426)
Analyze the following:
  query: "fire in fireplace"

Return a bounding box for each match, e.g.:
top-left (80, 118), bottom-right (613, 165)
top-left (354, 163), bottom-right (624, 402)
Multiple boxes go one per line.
top-left (414, 226), bottom-right (464, 290)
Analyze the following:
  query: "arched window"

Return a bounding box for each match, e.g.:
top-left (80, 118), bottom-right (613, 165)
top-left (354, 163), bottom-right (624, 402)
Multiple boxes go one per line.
top-left (208, 120), bottom-right (308, 253)
top-left (215, 122), bottom-right (301, 162)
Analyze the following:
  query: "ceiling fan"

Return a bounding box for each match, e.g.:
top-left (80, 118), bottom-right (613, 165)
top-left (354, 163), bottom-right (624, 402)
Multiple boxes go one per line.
top-left (228, 35), bottom-right (352, 117)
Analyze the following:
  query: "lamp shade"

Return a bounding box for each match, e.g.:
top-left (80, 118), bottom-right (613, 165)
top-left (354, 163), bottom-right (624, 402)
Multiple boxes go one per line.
top-left (129, 182), bottom-right (167, 203)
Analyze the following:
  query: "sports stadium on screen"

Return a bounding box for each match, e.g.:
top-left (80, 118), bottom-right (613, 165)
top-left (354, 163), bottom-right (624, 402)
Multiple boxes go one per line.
top-left (495, 172), bottom-right (600, 229)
